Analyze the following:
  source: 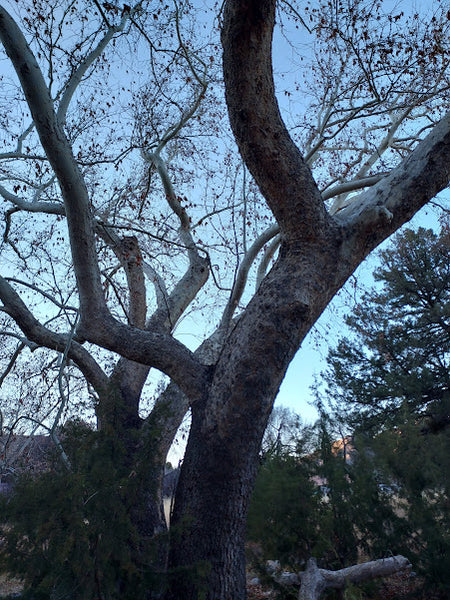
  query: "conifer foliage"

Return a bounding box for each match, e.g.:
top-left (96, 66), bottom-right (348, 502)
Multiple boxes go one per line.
top-left (0, 421), bottom-right (165, 599)
top-left (325, 225), bottom-right (450, 433)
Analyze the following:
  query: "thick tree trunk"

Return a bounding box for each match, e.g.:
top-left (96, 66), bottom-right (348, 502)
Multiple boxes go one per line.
top-left (165, 398), bottom-right (263, 600)
top-left (161, 227), bottom-right (349, 600)
top-left (164, 242), bottom-right (347, 599)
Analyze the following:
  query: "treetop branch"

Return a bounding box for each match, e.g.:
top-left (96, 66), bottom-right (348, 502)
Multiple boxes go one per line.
top-left (221, 0), bottom-right (330, 242)
top-left (0, 5), bottom-right (107, 322)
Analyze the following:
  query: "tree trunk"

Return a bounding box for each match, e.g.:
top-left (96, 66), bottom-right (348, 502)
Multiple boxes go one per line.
top-left (164, 396), bottom-right (264, 600)
top-left (164, 236), bottom-right (349, 599)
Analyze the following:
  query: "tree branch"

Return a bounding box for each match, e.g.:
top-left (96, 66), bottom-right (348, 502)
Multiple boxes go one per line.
top-left (96, 229), bottom-right (147, 328)
top-left (0, 184), bottom-right (64, 215)
top-left (255, 233), bottom-right (281, 289)
top-left (0, 6), bottom-right (107, 324)
top-left (56, 6), bottom-right (134, 126)
top-left (335, 112), bottom-right (450, 242)
top-left (0, 342), bottom-right (25, 388)
top-left (221, 0), bottom-right (329, 241)
top-left (0, 276), bottom-right (107, 395)
top-left (325, 174), bottom-right (387, 212)
top-left (220, 224), bottom-right (280, 331)
top-left (298, 556), bottom-right (411, 600)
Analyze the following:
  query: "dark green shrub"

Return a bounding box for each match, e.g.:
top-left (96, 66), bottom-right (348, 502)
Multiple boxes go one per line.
top-left (0, 421), bottom-right (165, 600)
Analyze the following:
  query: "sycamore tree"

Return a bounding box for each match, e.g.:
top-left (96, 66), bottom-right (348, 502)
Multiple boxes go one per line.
top-left (0, 0), bottom-right (449, 598)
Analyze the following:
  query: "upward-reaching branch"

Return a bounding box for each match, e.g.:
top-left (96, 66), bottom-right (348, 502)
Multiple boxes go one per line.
top-left (0, 6), bottom-right (107, 324)
top-left (335, 112), bottom-right (450, 249)
top-left (220, 224), bottom-right (279, 332)
top-left (0, 6), bottom-right (211, 401)
top-left (56, 8), bottom-right (133, 126)
top-left (221, 0), bottom-right (329, 241)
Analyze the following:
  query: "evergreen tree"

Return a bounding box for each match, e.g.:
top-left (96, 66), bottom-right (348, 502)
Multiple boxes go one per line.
top-left (321, 225), bottom-right (450, 597)
top-left (324, 226), bottom-right (450, 433)
top-left (247, 413), bottom-right (319, 572)
top-left (246, 411), bottom-right (405, 598)
top-left (0, 421), bottom-right (166, 599)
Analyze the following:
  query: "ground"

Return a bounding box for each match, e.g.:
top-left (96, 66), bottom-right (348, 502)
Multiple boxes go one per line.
top-left (0, 566), bottom-right (431, 599)
top-left (0, 573), bottom-right (22, 598)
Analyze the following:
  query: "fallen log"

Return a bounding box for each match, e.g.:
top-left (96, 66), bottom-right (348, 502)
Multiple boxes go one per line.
top-left (300, 555), bottom-right (412, 600)
top-left (268, 555), bottom-right (412, 600)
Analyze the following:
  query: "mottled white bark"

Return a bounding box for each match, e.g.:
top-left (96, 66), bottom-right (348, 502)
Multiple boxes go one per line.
top-left (0, 6), bottom-right (106, 322)
top-left (220, 223), bottom-right (279, 331)
top-left (268, 555), bottom-right (412, 600)
top-left (336, 112), bottom-right (450, 233)
top-left (0, 2), bottom-right (448, 598)
top-left (298, 556), bottom-right (411, 600)
top-left (0, 7), bottom-right (209, 401)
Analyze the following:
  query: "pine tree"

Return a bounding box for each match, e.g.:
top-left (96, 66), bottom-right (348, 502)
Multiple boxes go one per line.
top-left (0, 421), bottom-right (166, 599)
top-left (247, 412), bottom-right (319, 572)
top-left (324, 226), bottom-right (450, 434)
top-left (321, 225), bottom-right (450, 597)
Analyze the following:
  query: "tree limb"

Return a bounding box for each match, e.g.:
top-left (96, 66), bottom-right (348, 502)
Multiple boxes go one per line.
top-left (298, 556), bottom-right (411, 600)
top-left (56, 5), bottom-right (135, 126)
top-left (0, 6), bottom-right (107, 323)
top-left (221, 0), bottom-right (329, 241)
top-left (220, 223), bottom-right (280, 331)
top-left (335, 112), bottom-right (450, 243)
top-left (0, 276), bottom-right (107, 394)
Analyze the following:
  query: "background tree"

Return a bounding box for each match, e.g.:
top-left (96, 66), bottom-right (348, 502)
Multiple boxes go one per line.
top-left (247, 411), bottom-right (448, 598)
top-left (323, 225), bottom-right (450, 433)
top-left (0, 0), bottom-right (449, 598)
top-left (363, 420), bottom-right (450, 597)
top-left (1, 421), bottom-right (167, 600)
top-left (247, 409), bottom-right (402, 595)
top-left (246, 411), bottom-right (319, 575)
top-left (318, 225), bottom-right (450, 597)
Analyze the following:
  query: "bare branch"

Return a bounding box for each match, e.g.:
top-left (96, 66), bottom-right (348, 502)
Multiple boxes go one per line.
top-left (142, 260), bottom-right (169, 312)
top-left (4, 277), bottom-right (78, 313)
top-left (56, 6), bottom-right (134, 126)
top-left (0, 184), bottom-right (64, 215)
top-left (0, 342), bottom-right (26, 388)
top-left (0, 6), bottom-right (108, 323)
top-left (220, 224), bottom-right (279, 331)
top-left (297, 556), bottom-right (412, 600)
top-left (325, 174), bottom-right (387, 211)
top-left (96, 229), bottom-right (147, 328)
top-left (255, 233), bottom-right (281, 290)
top-left (336, 112), bottom-right (450, 236)
top-left (0, 276), bottom-right (108, 394)
top-left (50, 313), bottom-right (81, 470)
